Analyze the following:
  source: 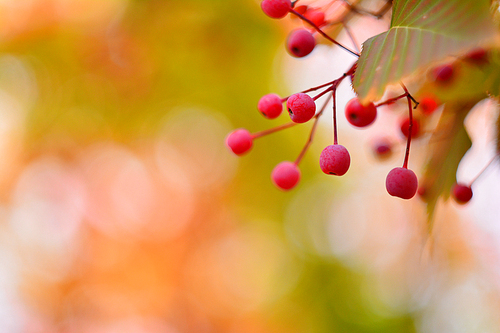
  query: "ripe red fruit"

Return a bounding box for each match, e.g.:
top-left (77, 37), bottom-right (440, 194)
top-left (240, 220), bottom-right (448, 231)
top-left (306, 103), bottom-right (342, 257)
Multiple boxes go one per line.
top-left (386, 167), bottom-right (418, 199)
top-left (286, 29), bottom-right (316, 58)
top-left (431, 64), bottom-right (454, 84)
top-left (451, 183), bottom-right (473, 204)
top-left (225, 129), bottom-right (253, 156)
top-left (319, 144), bottom-right (350, 176)
top-left (419, 96), bottom-right (439, 115)
top-left (345, 98), bottom-right (377, 127)
top-left (258, 93), bottom-right (283, 119)
top-left (286, 93), bottom-right (316, 123)
top-left (304, 9), bottom-right (326, 27)
top-left (261, 0), bottom-right (292, 19)
top-left (271, 161), bottom-right (301, 190)
top-left (400, 117), bottom-right (420, 138)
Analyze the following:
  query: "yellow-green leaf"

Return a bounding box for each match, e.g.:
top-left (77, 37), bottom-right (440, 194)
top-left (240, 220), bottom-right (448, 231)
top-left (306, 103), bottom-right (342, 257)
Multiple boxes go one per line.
top-left (419, 101), bottom-right (476, 229)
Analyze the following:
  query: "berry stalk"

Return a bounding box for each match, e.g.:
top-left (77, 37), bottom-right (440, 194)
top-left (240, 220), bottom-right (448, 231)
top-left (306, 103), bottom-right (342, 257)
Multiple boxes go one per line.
top-left (294, 96), bottom-right (332, 165)
top-left (403, 94), bottom-right (413, 169)
top-left (289, 9), bottom-right (360, 57)
top-left (467, 156), bottom-right (497, 186)
top-left (252, 121), bottom-right (298, 139)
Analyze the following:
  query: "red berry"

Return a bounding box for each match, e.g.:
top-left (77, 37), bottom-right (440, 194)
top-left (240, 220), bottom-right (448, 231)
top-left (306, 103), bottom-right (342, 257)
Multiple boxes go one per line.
top-left (286, 29), bottom-right (316, 58)
top-left (451, 183), bottom-right (473, 204)
top-left (371, 137), bottom-right (392, 160)
top-left (319, 144), bottom-right (350, 176)
top-left (400, 117), bottom-right (420, 138)
top-left (304, 9), bottom-right (326, 27)
top-left (345, 98), bottom-right (377, 128)
top-left (258, 93), bottom-right (283, 119)
top-left (271, 161), bottom-right (301, 190)
top-left (464, 48), bottom-right (488, 65)
top-left (225, 129), bottom-right (253, 156)
top-left (417, 186), bottom-right (427, 199)
top-left (386, 167), bottom-right (418, 199)
top-left (261, 0), bottom-right (292, 19)
top-left (294, 5), bottom-right (308, 15)
top-left (286, 93), bottom-right (316, 123)
top-left (419, 96), bottom-right (439, 115)
top-left (431, 64), bottom-right (454, 84)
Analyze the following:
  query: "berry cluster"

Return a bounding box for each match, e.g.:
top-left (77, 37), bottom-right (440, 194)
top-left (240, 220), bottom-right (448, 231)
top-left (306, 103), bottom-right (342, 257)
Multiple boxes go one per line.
top-left (226, 0), bottom-right (490, 204)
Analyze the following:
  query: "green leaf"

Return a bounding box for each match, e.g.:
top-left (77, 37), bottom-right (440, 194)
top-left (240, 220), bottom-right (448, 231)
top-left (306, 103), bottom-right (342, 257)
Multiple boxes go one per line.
top-left (353, 0), bottom-right (497, 103)
top-left (419, 101), bottom-right (476, 229)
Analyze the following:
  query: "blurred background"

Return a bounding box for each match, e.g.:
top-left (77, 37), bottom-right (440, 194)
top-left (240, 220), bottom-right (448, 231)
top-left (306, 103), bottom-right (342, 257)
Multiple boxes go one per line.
top-left (1, 0), bottom-right (500, 332)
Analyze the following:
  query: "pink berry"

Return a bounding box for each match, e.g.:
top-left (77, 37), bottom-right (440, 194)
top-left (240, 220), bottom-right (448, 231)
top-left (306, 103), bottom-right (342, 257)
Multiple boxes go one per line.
top-left (451, 183), bottom-right (473, 204)
top-left (271, 161), bottom-right (301, 190)
top-left (258, 93), bottom-right (283, 119)
top-left (286, 93), bottom-right (316, 123)
top-left (345, 98), bottom-right (377, 128)
top-left (431, 64), bottom-right (454, 83)
top-left (286, 29), bottom-right (316, 58)
top-left (261, 0), bottom-right (292, 19)
top-left (225, 129), bottom-right (253, 156)
top-left (419, 96), bottom-right (439, 115)
top-left (400, 117), bottom-right (421, 138)
top-left (372, 137), bottom-right (392, 160)
top-left (319, 144), bottom-right (350, 176)
top-left (386, 167), bottom-right (418, 199)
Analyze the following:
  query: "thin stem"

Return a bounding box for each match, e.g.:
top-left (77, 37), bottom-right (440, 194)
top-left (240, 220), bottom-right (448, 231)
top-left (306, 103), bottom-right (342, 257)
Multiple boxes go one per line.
top-left (251, 122), bottom-right (297, 139)
top-left (295, 96), bottom-right (332, 165)
top-left (342, 0), bottom-right (393, 19)
top-left (333, 90), bottom-right (338, 145)
top-left (403, 94), bottom-right (413, 169)
top-left (375, 92), bottom-right (407, 107)
top-left (342, 21), bottom-right (360, 53)
top-left (314, 91), bottom-right (333, 118)
top-left (468, 156), bottom-right (498, 186)
top-left (313, 86), bottom-right (334, 101)
top-left (400, 82), bottom-right (419, 108)
top-left (290, 9), bottom-right (360, 57)
top-left (330, 74), bottom-right (348, 145)
top-left (281, 79), bottom-right (339, 102)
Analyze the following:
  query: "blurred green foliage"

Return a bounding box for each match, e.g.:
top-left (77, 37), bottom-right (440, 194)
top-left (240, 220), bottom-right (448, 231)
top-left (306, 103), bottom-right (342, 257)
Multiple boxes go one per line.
top-left (0, 1), bottom-right (421, 332)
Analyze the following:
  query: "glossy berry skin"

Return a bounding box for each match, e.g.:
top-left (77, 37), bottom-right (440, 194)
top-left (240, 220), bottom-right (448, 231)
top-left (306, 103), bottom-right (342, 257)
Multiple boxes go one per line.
top-left (400, 117), bottom-right (420, 138)
top-left (386, 167), bottom-right (418, 199)
top-left (225, 129), bottom-right (253, 156)
top-left (258, 93), bottom-right (283, 119)
top-left (286, 29), bottom-right (316, 58)
top-left (261, 0), bottom-right (292, 19)
top-left (431, 64), bottom-right (454, 84)
top-left (419, 96), bottom-right (438, 115)
top-left (286, 93), bottom-right (316, 123)
top-left (319, 145), bottom-right (350, 176)
top-left (271, 161), bottom-right (301, 190)
top-left (345, 98), bottom-right (377, 127)
top-left (452, 183), bottom-right (473, 204)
